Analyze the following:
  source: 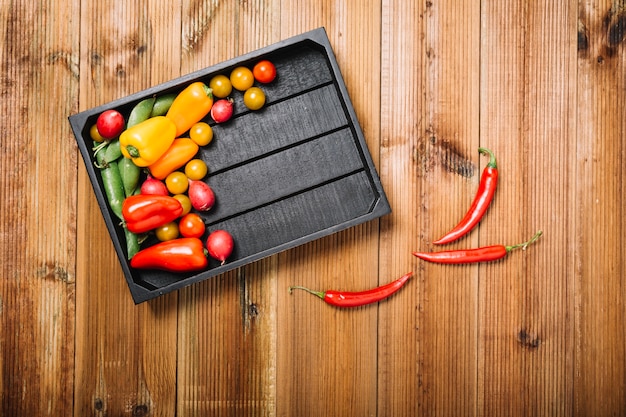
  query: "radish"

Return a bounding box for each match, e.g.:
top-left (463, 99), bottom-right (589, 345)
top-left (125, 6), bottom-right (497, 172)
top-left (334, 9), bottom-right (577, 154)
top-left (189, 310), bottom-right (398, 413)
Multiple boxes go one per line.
top-left (96, 109), bottom-right (125, 139)
top-left (211, 98), bottom-right (234, 123)
top-left (206, 230), bottom-right (234, 264)
top-left (140, 175), bottom-right (169, 195)
top-left (188, 180), bottom-right (215, 211)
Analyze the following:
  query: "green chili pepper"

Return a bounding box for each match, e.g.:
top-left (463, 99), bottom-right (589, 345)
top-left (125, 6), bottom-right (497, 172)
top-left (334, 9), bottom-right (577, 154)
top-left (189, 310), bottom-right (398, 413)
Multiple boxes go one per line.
top-left (127, 97), bottom-right (156, 128)
top-left (118, 156), bottom-right (141, 197)
top-left (150, 93), bottom-right (176, 117)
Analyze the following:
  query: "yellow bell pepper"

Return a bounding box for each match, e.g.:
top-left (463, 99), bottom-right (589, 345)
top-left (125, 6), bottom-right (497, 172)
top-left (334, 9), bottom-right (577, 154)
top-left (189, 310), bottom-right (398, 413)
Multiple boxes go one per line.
top-left (120, 116), bottom-right (176, 167)
top-left (148, 138), bottom-right (199, 180)
top-left (166, 82), bottom-right (214, 137)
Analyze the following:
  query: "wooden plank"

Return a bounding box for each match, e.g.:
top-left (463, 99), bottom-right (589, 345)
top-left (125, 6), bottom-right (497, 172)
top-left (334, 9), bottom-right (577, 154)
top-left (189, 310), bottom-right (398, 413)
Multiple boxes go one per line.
top-left (575, 1), bottom-right (626, 414)
top-left (0, 1), bottom-right (79, 415)
top-left (74, 1), bottom-right (181, 416)
top-left (3, 1), bottom-right (626, 416)
top-left (175, 1), bottom-right (281, 416)
top-left (478, 1), bottom-right (577, 415)
top-left (274, 1), bottom-right (383, 416)
top-left (377, 0), bottom-right (481, 415)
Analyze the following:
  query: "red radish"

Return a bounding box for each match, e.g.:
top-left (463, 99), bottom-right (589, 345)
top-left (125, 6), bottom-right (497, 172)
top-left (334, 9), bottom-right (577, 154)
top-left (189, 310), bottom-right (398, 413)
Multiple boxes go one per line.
top-left (96, 109), bottom-right (125, 139)
top-left (206, 230), bottom-right (234, 264)
top-left (188, 180), bottom-right (215, 211)
top-left (140, 175), bottom-right (169, 196)
top-left (211, 98), bottom-right (234, 123)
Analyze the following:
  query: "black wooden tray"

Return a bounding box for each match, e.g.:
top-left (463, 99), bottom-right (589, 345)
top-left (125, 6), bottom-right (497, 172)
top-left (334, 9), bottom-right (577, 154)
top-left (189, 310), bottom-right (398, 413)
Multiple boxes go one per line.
top-left (69, 28), bottom-right (390, 303)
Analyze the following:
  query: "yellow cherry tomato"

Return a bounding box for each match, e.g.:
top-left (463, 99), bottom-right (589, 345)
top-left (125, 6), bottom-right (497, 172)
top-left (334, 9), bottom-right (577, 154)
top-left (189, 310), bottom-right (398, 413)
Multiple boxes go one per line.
top-left (230, 66), bottom-right (254, 91)
top-left (243, 87), bottom-right (266, 111)
top-left (165, 171), bottom-right (189, 194)
top-left (185, 159), bottom-right (208, 180)
top-left (189, 122), bottom-right (213, 146)
top-left (172, 194), bottom-right (192, 216)
top-left (209, 74), bottom-right (233, 98)
top-left (155, 221), bottom-right (180, 241)
top-left (90, 124), bottom-right (105, 142)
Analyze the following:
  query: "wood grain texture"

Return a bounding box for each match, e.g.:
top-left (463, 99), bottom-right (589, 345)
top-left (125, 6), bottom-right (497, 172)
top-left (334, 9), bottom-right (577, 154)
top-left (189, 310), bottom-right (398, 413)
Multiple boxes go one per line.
top-left (576, 1), bottom-right (626, 415)
top-left (0, 1), bottom-right (78, 415)
top-left (479, 1), bottom-right (577, 416)
top-left (1, 0), bottom-right (625, 416)
top-left (74, 1), bottom-right (180, 416)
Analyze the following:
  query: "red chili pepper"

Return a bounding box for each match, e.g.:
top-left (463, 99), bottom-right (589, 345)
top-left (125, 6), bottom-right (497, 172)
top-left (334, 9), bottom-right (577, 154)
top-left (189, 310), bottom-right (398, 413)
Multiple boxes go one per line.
top-left (130, 237), bottom-right (208, 272)
top-left (413, 230), bottom-right (542, 264)
top-left (433, 147), bottom-right (498, 245)
top-left (288, 272), bottom-right (413, 308)
top-left (122, 194), bottom-right (183, 233)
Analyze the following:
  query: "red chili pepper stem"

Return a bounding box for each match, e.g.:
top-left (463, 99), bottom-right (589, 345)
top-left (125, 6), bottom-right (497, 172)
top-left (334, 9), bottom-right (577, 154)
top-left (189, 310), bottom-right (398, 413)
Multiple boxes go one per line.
top-left (479, 146), bottom-right (497, 169)
top-left (432, 147), bottom-right (498, 245)
top-left (505, 230), bottom-right (543, 253)
top-left (288, 272), bottom-right (413, 308)
top-left (288, 286), bottom-right (325, 299)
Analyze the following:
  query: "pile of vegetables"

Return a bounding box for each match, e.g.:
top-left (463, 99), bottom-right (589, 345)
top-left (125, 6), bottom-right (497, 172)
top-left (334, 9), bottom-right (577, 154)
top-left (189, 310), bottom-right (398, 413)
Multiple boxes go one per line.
top-left (90, 60), bottom-right (277, 273)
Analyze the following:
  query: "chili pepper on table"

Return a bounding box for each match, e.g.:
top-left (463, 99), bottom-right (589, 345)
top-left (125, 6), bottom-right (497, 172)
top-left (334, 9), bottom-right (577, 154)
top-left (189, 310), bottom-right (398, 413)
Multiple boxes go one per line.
top-left (288, 272), bottom-right (413, 308)
top-left (119, 116), bottom-right (176, 167)
top-left (413, 230), bottom-right (543, 264)
top-left (122, 194), bottom-right (183, 233)
top-left (433, 147), bottom-right (498, 245)
top-left (166, 82), bottom-right (214, 137)
top-left (148, 138), bottom-right (199, 180)
top-left (130, 237), bottom-right (208, 272)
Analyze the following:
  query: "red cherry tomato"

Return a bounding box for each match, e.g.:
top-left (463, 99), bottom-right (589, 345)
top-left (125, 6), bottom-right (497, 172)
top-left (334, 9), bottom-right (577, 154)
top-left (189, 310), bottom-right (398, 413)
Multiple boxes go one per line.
top-left (253, 60), bottom-right (277, 83)
top-left (178, 213), bottom-right (206, 238)
top-left (96, 109), bottom-right (125, 139)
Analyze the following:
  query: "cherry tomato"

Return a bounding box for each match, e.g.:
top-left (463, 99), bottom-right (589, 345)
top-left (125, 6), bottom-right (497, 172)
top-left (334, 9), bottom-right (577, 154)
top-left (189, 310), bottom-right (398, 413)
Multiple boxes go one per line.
top-left (165, 171), bottom-right (189, 194)
top-left (178, 213), bottom-right (206, 238)
top-left (172, 194), bottom-right (192, 216)
top-left (96, 109), bottom-right (125, 139)
top-left (253, 60), bottom-right (276, 83)
top-left (230, 66), bottom-right (254, 91)
top-left (209, 74), bottom-right (233, 98)
top-left (189, 122), bottom-right (213, 146)
top-left (90, 124), bottom-right (105, 142)
top-left (243, 87), bottom-right (266, 111)
top-left (155, 221), bottom-right (180, 241)
top-left (185, 159), bottom-right (208, 180)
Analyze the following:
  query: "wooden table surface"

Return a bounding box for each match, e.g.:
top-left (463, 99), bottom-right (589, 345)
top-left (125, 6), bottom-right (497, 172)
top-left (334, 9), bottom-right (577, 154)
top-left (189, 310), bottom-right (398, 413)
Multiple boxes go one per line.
top-left (2, 0), bottom-right (625, 416)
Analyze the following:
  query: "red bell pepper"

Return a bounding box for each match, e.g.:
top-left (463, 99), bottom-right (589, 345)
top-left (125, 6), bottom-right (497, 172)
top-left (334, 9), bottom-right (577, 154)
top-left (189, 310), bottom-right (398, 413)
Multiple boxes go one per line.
top-left (122, 194), bottom-right (182, 233)
top-left (130, 237), bottom-right (208, 272)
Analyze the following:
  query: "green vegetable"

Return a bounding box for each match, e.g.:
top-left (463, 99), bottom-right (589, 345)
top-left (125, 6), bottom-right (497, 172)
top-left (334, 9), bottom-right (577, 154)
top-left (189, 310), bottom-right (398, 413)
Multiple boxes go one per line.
top-left (123, 226), bottom-right (140, 259)
top-left (93, 139), bottom-right (122, 168)
top-left (118, 156), bottom-right (141, 196)
top-left (127, 97), bottom-right (156, 128)
top-left (94, 143), bottom-right (140, 259)
top-left (103, 139), bottom-right (122, 163)
top-left (99, 160), bottom-right (125, 221)
top-left (150, 93), bottom-right (176, 117)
